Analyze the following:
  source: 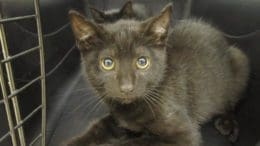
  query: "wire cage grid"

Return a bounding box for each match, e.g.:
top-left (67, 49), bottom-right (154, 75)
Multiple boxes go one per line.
top-left (0, 0), bottom-right (46, 146)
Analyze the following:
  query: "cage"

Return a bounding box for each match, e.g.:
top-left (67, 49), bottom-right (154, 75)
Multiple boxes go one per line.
top-left (0, 0), bottom-right (46, 146)
top-left (0, 0), bottom-right (260, 146)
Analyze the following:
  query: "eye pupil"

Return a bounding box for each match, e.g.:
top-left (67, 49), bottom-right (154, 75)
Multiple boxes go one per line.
top-left (138, 58), bottom-right (147, 66)
top-left (101, 57), bottom-right (115, 70)
top-left (136, 56), bottom-right (149, 69)
top-left (104, 59), bottom-right (113, 66)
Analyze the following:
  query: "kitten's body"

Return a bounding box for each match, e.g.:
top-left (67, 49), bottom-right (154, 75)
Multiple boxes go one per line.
top-left (165, 20), bottom-right (249, 124)
top-left (67, 4), bottom-right (249, 146)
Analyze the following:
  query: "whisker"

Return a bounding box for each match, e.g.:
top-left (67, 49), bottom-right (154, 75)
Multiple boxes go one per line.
top-left (147, 90), bottom-right (163, 101)
top-left (72, 92), bottom-right (96, 99)
top-left (70, 97), bottom-right (99, 113)
top-left (145, 94), bottom-right (160, 109)
top-left (149, 88), bottom-right (172, 100)
top-left (147, 89), bottom-right (168, 104)
top-left (52, 89), bottom-right (91, 97)
top-left (145, 95), bottom-right (163, 108)
top-left (53, 85), bottom-right (104, 97)
top-left (143, 96), bottom-right (156, 119)
top-left (146, 92), bottom-right (164, 106)
top-left (85, 93), bottom-right (107, 117)
top-left (69, 92), bottom-right (106, 113)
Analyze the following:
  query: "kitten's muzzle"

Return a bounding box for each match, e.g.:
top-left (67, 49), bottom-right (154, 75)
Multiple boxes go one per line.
top-left (120, 83), bottom-right (134, 93)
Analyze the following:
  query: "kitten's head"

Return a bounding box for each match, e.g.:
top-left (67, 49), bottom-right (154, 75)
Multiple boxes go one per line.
top-left (89, 1), bottom-right (135, 23)
top-left (69, 4), bottom-right (172, 104)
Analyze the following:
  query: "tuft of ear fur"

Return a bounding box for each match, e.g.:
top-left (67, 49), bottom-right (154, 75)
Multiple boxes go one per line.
top-left (89, 7), bottom-right (106, 23)
top-left (120, 1), bottom-right (134, 17)
top-left (69, 10), bottom-right (105, 50)
top-left (142, 3), bottom-right (173, 44)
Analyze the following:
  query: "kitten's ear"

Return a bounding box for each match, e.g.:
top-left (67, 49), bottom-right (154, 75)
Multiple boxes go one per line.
top-left (142, 3), bottom-right (172, 44)
top-left (120, 1), bottom-right (134, 17)
top-left (69, 10), bottom-right (104, 50)
top-left (89, 7), bottom-right (106, 23)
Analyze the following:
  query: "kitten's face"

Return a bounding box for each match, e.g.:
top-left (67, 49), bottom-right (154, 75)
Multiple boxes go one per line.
top-left (90, 1), bottom-right (135, 23)
top-left (69, 4), bottom-right (172, 104)
top-left (84, 31), bottom-right (166, 104)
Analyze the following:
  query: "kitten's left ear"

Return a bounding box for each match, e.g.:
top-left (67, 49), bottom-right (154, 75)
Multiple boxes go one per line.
top-left (69, 10), bottom-right (105, 50)
top-left (142, 3), bottom-right (172, 43)
top-left (120, 1), bottom-right (134, 17)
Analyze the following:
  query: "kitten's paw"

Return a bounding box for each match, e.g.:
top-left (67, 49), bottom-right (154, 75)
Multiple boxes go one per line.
top-left (214, 115), bottom-right (239, 143)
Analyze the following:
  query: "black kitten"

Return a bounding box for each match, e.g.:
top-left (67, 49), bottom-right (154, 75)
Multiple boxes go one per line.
top-left (67, 3), bottom-right (249, 146)
top-left (89, 1), bottom-right (149, 23)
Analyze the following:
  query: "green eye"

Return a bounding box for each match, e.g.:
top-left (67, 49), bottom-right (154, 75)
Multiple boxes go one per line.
top-left (136, 56), bottom-right (150, 69)
top-left (101, 57), bottom-right (115, 70)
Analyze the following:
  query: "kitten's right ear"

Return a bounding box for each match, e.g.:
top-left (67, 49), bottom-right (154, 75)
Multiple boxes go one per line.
top-left (89, 7), bottom-right (106, 23)
top-left (141, 3), bottom-right (172, 44)
top-left (120, 1), bottom-right (134, 17)
top-left (69, 10), bottom-right (104, 50)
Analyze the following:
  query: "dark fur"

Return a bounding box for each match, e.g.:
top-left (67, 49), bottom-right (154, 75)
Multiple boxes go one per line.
top-left (90, 1), bottom-right (149, 23)
top-left (67, 3), bottom-right (249, 146)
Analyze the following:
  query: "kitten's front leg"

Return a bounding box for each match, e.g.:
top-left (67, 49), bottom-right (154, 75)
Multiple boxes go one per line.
top-left (114, 118), bottom-right (201, 146)
top-left (112, 129), bottom-right (200, 146)
top-left (65, 114), bottom-right (125, 146)
top-left (145, 115), bottom-right (201, 146)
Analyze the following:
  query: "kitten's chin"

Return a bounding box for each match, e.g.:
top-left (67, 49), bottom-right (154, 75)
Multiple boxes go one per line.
top-left (115, 96), bottom-right (138, 104)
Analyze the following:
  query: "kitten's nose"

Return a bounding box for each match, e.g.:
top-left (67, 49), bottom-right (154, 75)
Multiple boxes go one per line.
top-left (120, 83), bottom-right (134, 93)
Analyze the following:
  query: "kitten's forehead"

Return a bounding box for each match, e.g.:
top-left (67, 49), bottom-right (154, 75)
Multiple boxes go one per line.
top-left (100, 45), bottom-right (151, 60)
top-left (103, 20), bottom-right (141, 51)
top-left (104, 20), bottom-right (140, 33)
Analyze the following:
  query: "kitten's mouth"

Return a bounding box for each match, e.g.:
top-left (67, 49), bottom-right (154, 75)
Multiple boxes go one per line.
top-left (121, 98), bottom-right (134, 104)
top-left (116, 95), bottom-right (137, 104)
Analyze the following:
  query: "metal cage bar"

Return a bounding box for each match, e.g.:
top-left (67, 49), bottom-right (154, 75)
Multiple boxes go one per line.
top-left (0, 12), bottom-right (26, 146)
top-left (34, 0), bottom-right (47, 145)
top-left (0, 14), bottom-right (36, 23)
top-left (14, 105), bottom-right (42, 130)
top-left (0, 0), bottom-right (46, 145)
top-left (1, 45), bottom-right (40, 63)
top-left (0, 64), bottom-right (17, 146)
top-left (29, 134), bottom-right (42, 146)
top-left (7, 76), bottom-right (42, 100)
top-left (0, 132), bottom-right (11, 143)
